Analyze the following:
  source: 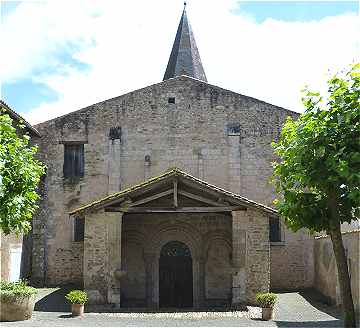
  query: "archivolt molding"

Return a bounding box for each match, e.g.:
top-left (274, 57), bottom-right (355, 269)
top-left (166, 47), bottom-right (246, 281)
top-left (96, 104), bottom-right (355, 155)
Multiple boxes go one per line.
top-left (147, 220), bottom-right (202, 259)
top-left (203, 230), bottom-right (232, 261)
top-left (122, 229), bottom-right (147, 246)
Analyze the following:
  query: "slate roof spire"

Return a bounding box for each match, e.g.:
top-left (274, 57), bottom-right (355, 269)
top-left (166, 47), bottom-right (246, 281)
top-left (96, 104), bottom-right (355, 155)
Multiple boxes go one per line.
top-left (163, 3), bottom-right (207, 82)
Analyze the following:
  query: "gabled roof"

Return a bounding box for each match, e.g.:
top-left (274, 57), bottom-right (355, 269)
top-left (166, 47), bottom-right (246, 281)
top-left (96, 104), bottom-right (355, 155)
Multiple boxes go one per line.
top-left (0, 100), bottom-right (41, 137)
top-left (36, 75), bottom-right (298, 126)
top-left (163, 4), bottom-right (207, 82)
top-left (69, 167), bottom-right (277, 216)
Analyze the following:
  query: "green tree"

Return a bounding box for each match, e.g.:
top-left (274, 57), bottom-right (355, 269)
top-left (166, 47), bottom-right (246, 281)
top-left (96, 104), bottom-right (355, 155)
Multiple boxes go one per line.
top-left (272, 64), bottom-right (359, 327)
top-left (0, 113), bottom-right (45, 235)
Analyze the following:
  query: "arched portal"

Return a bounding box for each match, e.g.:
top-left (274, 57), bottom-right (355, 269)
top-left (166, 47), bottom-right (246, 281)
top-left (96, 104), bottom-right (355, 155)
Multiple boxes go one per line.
top-left (159, 241), bottom-right (193, 308)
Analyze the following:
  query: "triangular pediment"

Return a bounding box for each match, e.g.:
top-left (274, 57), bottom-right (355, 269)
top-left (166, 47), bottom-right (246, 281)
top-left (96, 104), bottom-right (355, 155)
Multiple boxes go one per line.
top-left (70, 168), bottom-right (277, 216)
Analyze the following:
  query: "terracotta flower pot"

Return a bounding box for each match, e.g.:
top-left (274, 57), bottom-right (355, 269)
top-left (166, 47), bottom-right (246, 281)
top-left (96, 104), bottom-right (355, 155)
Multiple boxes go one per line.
top-left (262, 307), bottom-right (274, 320)
top-left (71, 304), bottom-right (84, 317)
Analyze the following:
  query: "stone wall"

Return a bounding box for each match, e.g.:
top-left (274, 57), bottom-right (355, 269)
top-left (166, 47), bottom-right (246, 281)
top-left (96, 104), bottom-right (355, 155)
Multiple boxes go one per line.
top-left (270, 223), bottom-right (314, 290)
top-left (31, 75), bottom-right (310, 289)
top-left (232, 209), bottom-right (270, 304)
top-left (83, 211), bottom-right (122, 305)
top-left (314, 230), bottom-right (360, 315)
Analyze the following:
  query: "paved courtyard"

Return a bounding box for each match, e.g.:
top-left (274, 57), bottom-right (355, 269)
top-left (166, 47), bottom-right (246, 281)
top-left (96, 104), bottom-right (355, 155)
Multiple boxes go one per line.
top-left (2, 288), bottom-right (345, 327)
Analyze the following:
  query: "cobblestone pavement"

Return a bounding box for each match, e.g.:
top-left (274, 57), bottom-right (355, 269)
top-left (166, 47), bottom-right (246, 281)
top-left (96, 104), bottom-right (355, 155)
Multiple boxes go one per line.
top-left (2, 289), bottom-right (345, 327)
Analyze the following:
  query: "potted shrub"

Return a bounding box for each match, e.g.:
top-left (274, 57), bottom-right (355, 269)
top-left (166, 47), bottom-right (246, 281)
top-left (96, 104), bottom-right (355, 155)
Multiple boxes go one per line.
top-left (65, 290), bottom-right (88, 317)
top-left (256, 292), bottom-right (277, 320)
top-left (0, 280), bottom-right (38, 321)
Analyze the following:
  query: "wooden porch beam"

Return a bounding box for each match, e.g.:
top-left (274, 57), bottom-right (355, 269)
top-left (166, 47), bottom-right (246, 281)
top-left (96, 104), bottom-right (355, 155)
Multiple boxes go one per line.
top-left (178, 190), bottom-right (226, 207)
top-left (105, 206), bottom-right (245, 213)
top-left (128, 189), bottom-right (173, 207)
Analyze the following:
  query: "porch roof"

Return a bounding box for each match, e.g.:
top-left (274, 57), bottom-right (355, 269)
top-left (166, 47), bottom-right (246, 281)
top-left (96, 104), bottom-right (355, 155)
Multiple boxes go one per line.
top-left (69, 167), bottom-right (278, 216)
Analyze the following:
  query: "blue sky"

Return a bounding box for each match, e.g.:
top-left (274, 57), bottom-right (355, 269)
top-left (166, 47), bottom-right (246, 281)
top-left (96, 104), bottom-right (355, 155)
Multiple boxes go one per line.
top-left (1, 1), bottom-right (358, 123)
top-left (235, 1), bottom-right (358, 22)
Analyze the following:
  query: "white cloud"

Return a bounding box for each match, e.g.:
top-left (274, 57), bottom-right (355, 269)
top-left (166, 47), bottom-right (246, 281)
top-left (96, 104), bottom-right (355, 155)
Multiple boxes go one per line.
top-left (1, 0), bottom-right (359, 124)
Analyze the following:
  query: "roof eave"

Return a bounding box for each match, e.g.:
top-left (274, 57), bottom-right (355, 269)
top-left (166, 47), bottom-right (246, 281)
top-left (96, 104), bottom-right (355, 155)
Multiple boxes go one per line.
top-left (69, 168), bottom-right (278, 217)
top-left (0, 100), bottom-right (41, 137)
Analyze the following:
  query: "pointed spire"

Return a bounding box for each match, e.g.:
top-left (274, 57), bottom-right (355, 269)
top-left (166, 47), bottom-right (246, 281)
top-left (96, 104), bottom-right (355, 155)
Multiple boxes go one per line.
top-left (163, 4), bottom-right (207, 82)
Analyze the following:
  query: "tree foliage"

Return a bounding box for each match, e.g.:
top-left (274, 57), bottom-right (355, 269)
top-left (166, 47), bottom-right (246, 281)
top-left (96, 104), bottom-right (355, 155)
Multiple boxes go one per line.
top-left (0, 113), bottom-right (45, 235)
top-left (272, 63), bottom-right (360, 233)
top-left (272, 63), bottom-right (359, 327)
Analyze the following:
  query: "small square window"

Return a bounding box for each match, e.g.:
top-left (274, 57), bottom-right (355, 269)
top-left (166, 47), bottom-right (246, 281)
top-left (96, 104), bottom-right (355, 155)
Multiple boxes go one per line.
top-left (168, 97), bottom-right (175, 104)
top-left (74, 217), bottom-right (84, 242)
top-left (227, 124), bottom-right (241, 135)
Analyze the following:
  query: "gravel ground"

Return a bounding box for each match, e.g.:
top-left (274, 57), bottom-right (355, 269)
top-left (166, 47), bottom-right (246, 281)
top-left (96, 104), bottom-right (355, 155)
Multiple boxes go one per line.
top-left (2, 289), bottom-right (346, 327)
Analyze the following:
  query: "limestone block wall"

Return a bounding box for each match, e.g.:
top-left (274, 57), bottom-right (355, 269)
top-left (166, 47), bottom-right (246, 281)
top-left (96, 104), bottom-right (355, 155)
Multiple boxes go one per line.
top-left (83, 211), bottom-right (122, 305)
top-left (31, 76), bottom-right (301, 286)
top-left (232, 209), bottom-right (270, 304)
top-left (270, 224), bottom-right (314, 290)
top-left (314, 230), bottom-right (360, 314)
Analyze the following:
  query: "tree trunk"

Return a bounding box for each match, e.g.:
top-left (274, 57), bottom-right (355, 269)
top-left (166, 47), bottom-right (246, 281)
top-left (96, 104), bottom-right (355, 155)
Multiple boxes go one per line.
top-left (328, 220), bottom-right (356, 328)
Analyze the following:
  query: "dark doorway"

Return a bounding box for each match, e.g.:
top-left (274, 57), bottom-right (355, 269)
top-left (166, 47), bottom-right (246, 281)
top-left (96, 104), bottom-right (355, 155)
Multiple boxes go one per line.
top-left (159, 241), bottom-right (193, 308)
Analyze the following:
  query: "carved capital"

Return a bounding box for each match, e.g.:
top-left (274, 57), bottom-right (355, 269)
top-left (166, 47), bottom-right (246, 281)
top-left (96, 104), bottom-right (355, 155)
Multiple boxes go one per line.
top-left (114, 269), bottom-right (126, 280)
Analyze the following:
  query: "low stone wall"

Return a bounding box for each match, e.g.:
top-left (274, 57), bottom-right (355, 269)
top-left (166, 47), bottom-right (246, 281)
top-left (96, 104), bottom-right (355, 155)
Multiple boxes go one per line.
top-left (314, 230), bottom-right (360, 314)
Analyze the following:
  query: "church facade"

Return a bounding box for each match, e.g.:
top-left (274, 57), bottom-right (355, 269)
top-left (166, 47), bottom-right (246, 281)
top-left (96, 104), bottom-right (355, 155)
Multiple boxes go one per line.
top-left (27, 7), bottom-right (315, 308)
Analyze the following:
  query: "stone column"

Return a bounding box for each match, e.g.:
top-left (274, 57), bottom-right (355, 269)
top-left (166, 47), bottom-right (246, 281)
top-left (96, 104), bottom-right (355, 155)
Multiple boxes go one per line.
top-left (192, 257), bottom-right (202, 307)
top-left (107, 212), bottom-right (123, 308)
top-left (144, 253), bottom-right (156, 308)
top-left (108, 139), bottom-right (121, 193)
top-left (83, 211), bottom-right (108, 304)
top-left (153, 256), bottom-right (160, 308)
top-left (231, 210), bottom-right (247, 306)
top-left (197, 256), bottom-right (206, 307)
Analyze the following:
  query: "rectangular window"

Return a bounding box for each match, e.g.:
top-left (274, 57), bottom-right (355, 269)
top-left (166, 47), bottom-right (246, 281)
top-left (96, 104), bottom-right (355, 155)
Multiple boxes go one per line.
top-left (63, 144), bottom-right (84, 178)
top-left (269, 217), bottom-right (281, 242)
top-left (74, 217), bottom-right (85, 242)
top-left (227, 123), bottom-right (241, 135)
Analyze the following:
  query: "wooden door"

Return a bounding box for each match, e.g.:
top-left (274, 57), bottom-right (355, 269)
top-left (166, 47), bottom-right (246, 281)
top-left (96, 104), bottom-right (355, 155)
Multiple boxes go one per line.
top-left (159, 241), bottom-right (193, 308)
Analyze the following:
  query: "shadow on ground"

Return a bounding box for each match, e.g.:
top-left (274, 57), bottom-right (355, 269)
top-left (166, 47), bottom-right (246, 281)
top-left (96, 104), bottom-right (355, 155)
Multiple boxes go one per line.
top-left (85, 305), bottom-right (248, 314)
top-left (34, 287), bottom-right (72, 312)
top-left (275, 320), bottom-right (342, 327)
top-left (299, 289), bottom-right (342, 319)
top-left (34, 287), bottom-right (247, 314)
top-left (270, 288), bottom-right (343, 327)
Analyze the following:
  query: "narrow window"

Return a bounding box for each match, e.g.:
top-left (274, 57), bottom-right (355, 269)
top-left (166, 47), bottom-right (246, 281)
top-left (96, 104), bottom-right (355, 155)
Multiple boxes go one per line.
top-left (269, 217), bottom-right (281, 242)
top-left (74, 217), bottom-right (85, 242)
top-left (109, 126), bottom-right (121, 140)
top-left (168, 97), bottom-right (175, 104)
top-left (63, 144), bottom-right (84, 178)
top-left (227, 123), bottom-right (241, 135)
